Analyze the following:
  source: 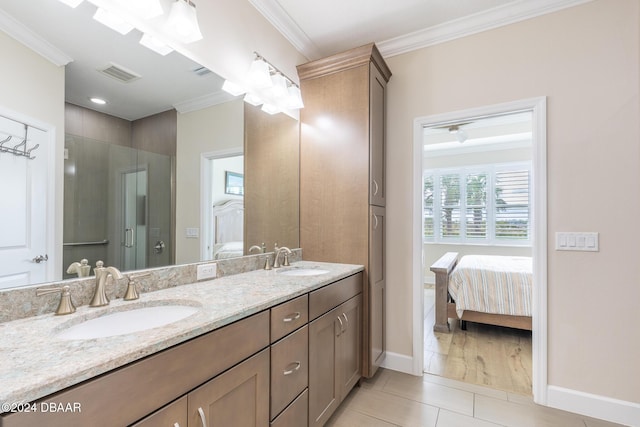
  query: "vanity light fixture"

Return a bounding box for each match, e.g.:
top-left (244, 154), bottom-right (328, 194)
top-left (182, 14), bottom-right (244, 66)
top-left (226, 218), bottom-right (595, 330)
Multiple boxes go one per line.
top-left (237, 52), bottom-right (304, 114)
top-left (139, 33), bottom-right (173, 56)
top-left (93, 7), bottom-right (134, 35)
top-left (247, 56), bottom-right (273, 90)
top-left (58, 0), bottom-right (84, 7)
top-left (165, 0), bottom-right (203, 43)
top-left (286, 84), bottom-right (304, 109)
top-left (270, 72), bottom-right (289, 101)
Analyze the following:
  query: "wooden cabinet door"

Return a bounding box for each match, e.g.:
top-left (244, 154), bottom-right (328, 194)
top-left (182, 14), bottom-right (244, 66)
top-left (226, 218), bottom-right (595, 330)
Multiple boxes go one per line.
top-left (188, 349), bottom-right (270, 427)
top-left (131, 396), bottom-right (187, 427)
top-left (308, 307), bottom-right (341, 427)
top-left (368, 206), bottom-right (386, 377)
top-left (338, 295), bottom-right (362, 398)
top-left (369, 62), bottom-right (386, 207)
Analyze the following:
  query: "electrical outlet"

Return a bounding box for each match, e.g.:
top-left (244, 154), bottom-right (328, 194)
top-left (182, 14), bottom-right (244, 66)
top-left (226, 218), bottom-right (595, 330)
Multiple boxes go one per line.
top-left (197, 263), bottom-right (217, 280)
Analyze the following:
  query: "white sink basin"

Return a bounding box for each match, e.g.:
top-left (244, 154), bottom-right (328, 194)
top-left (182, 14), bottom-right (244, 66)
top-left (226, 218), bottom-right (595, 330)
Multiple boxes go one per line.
top-left (56, 305), bottom-right (199, 340)
top-left (277, 268), bottom-right (330, 277)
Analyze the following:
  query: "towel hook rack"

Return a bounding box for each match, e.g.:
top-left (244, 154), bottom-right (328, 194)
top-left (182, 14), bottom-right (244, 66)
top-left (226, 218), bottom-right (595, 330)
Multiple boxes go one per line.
top-left (0, 123), bottom-right (39, 160)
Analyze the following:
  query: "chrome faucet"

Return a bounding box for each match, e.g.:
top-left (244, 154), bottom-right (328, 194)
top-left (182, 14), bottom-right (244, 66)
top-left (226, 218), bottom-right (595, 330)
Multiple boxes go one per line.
top-left (273, 245), bottom-right (292, 268)
top-left (90, 261), bottom-right (124, 307)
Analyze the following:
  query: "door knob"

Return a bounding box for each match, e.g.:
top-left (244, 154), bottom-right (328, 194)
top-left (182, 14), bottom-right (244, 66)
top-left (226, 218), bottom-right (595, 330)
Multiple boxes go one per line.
top-left (32, 254), bottom-right (48, 263)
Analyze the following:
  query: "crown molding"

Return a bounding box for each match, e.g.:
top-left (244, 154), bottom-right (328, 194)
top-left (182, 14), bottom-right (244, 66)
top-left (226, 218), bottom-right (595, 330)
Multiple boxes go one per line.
top-left (378, 0), bottom-right (595, 57)
top-left (250, 0), bottom-right (594, 60)
top-left (0, 8), bottom-right (73, 66)
top-left (247, 0), bottom-right (322, 60)
top-left (173, 91), bottom-right (237, 114)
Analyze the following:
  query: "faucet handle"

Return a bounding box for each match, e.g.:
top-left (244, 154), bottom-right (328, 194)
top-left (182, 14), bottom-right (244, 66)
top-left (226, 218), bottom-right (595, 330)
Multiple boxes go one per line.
top-left (124, 273), bottom-right (150, 301)
top-left (283, 252), bottom-right (290, 267)
top-left (36, 285), bottom-right (76, 315)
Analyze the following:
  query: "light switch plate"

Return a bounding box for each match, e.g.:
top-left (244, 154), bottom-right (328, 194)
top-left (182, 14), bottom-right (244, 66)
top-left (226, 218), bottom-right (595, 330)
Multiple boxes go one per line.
top-left (555, 232), bottom-right (599, 251)
top-left (197, 263), bottom-right (217, 280)
top-left (185, 227), bottom-right (199, 238)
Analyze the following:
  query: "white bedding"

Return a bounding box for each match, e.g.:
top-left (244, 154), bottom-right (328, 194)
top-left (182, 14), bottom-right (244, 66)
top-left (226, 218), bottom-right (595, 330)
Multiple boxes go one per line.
top-left (448, 255), bottom-right (532, 318)
top-left (213, 241), bottom-right (243, 260)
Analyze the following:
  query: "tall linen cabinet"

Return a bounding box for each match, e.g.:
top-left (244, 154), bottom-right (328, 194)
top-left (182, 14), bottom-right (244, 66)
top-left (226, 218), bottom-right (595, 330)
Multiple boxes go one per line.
top-left (298, 43), bottom-right (391, 378)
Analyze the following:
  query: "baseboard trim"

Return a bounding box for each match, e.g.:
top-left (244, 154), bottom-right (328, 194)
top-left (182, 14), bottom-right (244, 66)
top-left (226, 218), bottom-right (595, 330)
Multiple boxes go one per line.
top-left (381, 351), bottom-right (421, 376)
top-left (547, 385), bottom-right (640, 427)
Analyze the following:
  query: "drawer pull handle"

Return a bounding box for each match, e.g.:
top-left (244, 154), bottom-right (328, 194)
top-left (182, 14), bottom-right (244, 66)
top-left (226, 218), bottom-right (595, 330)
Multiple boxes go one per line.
top-left (283, 312), bottom-right (301, 323)
top-left (283, 361), bottom-right (301, 375)
top-left (197, 407), bottom-right (208, 427)
top-left (336, 316), bottom-right (344, 336)
top-left (342, 313), bottom-right (349, 330)
top-left (373, 179), bottom-right (379, 196)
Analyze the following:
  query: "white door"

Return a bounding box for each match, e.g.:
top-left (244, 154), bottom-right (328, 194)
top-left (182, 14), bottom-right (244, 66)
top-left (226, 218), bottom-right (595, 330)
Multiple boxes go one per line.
top-left (0, 117), bottom-right (49, 289)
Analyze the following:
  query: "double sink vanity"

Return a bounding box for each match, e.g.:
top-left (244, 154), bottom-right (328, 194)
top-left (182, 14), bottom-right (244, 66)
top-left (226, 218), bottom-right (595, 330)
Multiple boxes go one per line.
top-left (0, 260), bottom-right (364, 427)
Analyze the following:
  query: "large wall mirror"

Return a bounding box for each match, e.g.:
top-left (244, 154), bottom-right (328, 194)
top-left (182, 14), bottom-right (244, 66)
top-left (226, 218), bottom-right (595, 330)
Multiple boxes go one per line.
top-left (0, 0), bottom-right (300, 289)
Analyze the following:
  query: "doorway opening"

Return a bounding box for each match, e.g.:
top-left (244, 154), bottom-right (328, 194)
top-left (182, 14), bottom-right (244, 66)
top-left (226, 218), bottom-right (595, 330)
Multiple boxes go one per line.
top-left (412, 98), bottom-right (547, 403)
top-left (200, 149), bottom-right (244, 261)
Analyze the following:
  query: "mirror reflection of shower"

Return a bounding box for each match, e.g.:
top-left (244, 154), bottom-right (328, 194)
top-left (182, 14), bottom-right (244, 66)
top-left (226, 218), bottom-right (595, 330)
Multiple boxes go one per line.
top-left (62, 104), bottom-right (175, 278)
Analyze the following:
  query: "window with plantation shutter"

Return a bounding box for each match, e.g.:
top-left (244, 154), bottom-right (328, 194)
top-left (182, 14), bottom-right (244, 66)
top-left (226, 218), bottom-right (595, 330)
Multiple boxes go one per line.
top-left (495, 169), bottom-right (530, 240)
top-left (423, 162), bottom-right (531, 245)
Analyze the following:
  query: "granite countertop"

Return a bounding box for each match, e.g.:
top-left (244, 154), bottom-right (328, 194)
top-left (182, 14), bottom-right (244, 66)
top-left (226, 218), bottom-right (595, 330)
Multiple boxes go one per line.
top-left (0, 261), bottom-right (363, 406)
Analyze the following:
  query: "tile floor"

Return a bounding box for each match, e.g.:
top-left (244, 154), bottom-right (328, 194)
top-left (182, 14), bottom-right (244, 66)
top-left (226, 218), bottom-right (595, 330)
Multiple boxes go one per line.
top-left (326, 368), bottom-right (626, 427)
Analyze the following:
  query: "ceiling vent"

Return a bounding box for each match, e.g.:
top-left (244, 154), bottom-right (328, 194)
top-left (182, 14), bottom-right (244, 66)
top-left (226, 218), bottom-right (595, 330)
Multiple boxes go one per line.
top-left (192, 66), bottom-right (213, 77)
top-left (98, 63), bottom-right (141, 83)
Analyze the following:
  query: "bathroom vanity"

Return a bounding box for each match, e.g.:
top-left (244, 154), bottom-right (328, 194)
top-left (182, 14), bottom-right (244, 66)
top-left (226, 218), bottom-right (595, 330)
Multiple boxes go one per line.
top-left (0, 261), bottom-right (363, 427)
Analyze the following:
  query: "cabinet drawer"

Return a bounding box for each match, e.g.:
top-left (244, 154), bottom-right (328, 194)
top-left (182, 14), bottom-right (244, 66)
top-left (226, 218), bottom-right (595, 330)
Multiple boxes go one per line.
top-left (270, 389), bottom-right (308, 427)
top-left (309, 273), bottom-right (362, 320)
top-left (270, 325), bottom-right (309, 418)
top-left (130, 396), bottom-right (187, 427)
top-left (271, 294), bottom-right (308, 343)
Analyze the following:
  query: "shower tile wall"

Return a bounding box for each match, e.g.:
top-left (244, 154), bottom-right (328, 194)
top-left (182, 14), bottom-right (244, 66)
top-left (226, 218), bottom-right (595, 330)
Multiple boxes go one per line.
top-left (63, 103), bottom-right (176, 278)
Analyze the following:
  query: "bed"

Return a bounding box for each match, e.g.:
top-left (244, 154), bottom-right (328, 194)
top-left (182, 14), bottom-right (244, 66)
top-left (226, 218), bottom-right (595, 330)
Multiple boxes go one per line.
top-left (211, 199), bottom-right (244, 260)
top-left (430, 252), bottom-right (532, 333)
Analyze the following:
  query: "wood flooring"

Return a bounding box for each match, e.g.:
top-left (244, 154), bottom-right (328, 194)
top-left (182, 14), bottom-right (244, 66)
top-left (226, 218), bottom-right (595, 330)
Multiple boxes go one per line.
top-left (423, 287), bottom-right (533, 395)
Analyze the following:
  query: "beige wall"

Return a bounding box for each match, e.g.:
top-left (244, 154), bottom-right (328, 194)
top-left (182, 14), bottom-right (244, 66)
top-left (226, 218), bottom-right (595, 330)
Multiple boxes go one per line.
top-left (0, 31), bottom-right (65, 280)
top-left (385, 0), bottom-right (639, 403)
top-left (175, 99), bottom-right (244, 264)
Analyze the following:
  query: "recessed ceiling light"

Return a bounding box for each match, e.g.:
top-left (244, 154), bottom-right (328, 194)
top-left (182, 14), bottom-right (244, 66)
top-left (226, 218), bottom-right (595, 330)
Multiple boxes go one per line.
top-left (90, 97), bottom-right (107, 105)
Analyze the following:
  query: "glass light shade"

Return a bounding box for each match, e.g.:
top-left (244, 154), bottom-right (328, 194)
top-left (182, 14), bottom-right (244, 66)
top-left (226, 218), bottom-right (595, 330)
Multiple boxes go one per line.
top-left (165, 0), bottom-right (203, 43)
top-left (247, 59), bottom-right (273, 89)
top-left (243, 93), bottom-right (263, 106)
top-left (139, 34), bottom-right (173, 56)
top-left (93, 8), bottom-right (134, 35)
top-left (270, 73), bottom-right (289, 101)
top-left (222, 80), bottom-right (246, 96)
top-left (286, 85), bottom-right (304, 109)
top-left (58, 0), bottom-right (83, 7)
top-left (261, 103), bottom-right (280, 115)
